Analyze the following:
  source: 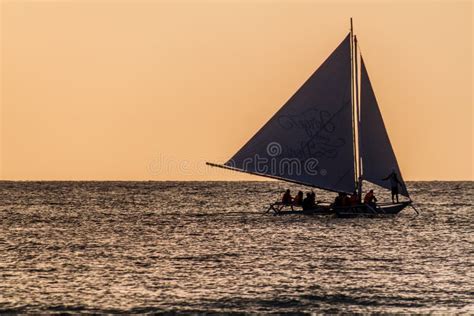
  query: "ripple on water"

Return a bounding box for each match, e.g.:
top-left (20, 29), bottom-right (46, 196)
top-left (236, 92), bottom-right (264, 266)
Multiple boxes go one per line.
top-left (0, 181), bottom-right (473, 313)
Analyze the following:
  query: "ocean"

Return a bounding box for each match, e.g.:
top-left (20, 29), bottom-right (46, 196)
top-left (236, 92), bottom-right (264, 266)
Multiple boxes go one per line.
top-left (0, 181), bottom-right (472, 313)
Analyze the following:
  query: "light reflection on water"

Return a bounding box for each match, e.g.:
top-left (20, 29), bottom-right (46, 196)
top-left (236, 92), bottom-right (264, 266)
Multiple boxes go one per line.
top-left (0, 181), bottom-right (473, 313)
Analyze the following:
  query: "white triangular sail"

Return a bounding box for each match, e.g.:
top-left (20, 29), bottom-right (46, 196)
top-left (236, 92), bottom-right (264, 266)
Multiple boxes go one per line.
top-left (223, 35), bottom-right (355, 193)
top-left (359, 57), bottom-right (409, 197)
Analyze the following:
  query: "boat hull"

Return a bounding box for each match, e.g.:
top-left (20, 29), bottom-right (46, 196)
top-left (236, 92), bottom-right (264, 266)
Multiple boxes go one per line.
top-left (334, 201), bottom-right (412, 217)
top-left (270, 201), bottom-right (412, 217)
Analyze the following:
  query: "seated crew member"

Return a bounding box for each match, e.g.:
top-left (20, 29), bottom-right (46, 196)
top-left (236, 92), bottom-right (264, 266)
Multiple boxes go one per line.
top-left (333, 192), bottom-right (344, 207)
top-left (364, 189), bottom-right (377, 208)
top-left (302, 192), bottom-right (313, 211)
top-left (349, 191), bottom-right (359, 206)
top-left (310, 191), bottom-right (316, 206)
top-left (282, 189), bottom-right (293, 205)
top-left (342, 193), bottom-right (351, 207)
top-left (293, 191), bottom-right (304, 206)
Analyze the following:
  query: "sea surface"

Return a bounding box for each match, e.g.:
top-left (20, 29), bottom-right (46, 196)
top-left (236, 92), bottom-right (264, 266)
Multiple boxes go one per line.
top-left (0, 181), bottom-right (472, 313)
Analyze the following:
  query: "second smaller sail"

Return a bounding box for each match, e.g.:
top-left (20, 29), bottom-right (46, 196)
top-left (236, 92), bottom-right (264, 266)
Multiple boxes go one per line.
top-left (359, 57), bottom-right (409, 197)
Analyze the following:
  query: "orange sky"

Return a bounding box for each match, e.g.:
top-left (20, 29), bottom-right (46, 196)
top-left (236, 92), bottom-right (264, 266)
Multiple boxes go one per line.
top-left (1, 0), bottom-right (472, 181)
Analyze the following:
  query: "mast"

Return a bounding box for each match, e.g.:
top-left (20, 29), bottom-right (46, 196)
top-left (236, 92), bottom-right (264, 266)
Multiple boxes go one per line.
top-left (350, 18), bottom-right (358, 190)
top-left (354, 35), bottom-right (362, 199)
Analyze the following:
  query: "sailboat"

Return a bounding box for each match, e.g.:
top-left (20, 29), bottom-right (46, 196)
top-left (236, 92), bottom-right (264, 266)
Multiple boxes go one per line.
top-left (207, 19), bottom-right (413, 216)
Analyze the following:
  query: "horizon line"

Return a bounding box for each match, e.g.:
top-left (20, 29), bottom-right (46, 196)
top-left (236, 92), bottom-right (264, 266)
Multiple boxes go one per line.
top-left (0, 179), bottom-right (472, 182)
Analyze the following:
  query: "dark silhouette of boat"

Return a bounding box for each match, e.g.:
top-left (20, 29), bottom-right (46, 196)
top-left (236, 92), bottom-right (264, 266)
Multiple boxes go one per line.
top-left (207, 19), bottom-right (416, 217)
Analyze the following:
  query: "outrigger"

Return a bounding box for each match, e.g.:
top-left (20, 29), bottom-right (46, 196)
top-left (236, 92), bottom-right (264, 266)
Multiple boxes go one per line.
top-left (207, 19), bottom-right (416, 217)
top-left (264, 201), bottom-right (413, 217)
top-left (265, 202), bottom-right (334, 216)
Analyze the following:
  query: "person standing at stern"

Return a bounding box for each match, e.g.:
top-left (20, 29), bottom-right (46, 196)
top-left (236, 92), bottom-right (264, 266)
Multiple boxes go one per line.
top-left (382, 170), bottom-right (402, 203)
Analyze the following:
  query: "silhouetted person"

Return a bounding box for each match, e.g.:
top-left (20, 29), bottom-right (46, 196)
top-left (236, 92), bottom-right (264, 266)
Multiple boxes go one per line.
top-left (349, 191), bottom-right (359, 206)
top-left (309, 191), bottom-right (316, 206)
top-left (302, 192), bottom-right (313, 210)
top-left (364, 189), bottom-right (377, 208)
top-left (341, 193), bottom-right (351, 207)
top-left (382, 170), bottom-right (402, 203)
top-left (282, 189), bottom-right (292, 205)
top-left (293, 191), bottom-right (304, 206)
top-left (333, 192), bottom-right (344, 207)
